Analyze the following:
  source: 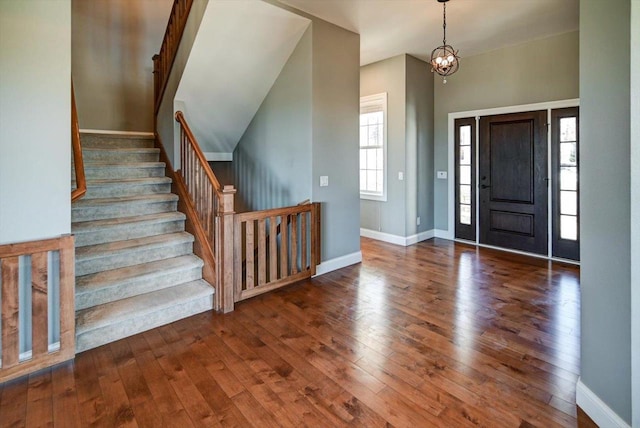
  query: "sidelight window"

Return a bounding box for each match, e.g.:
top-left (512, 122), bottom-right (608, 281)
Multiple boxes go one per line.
top-left (455, 118), bottom-right (476, 241)
top-left (552, 107), bottom-right (580, 260)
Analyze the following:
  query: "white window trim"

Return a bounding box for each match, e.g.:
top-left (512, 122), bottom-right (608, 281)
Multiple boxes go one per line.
top-left (360, 92), bottom-right (387, 202)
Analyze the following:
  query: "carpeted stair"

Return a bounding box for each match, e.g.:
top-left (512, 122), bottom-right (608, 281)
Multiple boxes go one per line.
top-left (72, 132), bottom-right (213, 352)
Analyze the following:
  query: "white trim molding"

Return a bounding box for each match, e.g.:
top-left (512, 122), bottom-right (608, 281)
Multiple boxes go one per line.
top-left (79, 129), bottom-right (154, 137)
top-left (314, 251), bottom-right (362, 276)
top-left (204, 152), bottom-right (233, 162)
top-left (576, 378), bottom-right (631, 428)
top-left (360, 228), bottom-right (434, 247)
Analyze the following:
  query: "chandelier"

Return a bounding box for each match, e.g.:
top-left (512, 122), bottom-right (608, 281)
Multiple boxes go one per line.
top-left (430, 0), bottom-right (459, 83)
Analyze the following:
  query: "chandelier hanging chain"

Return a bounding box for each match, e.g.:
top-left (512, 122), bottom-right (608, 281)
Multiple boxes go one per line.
top-left (442, 1), bottom-right (447, 45)
top-left (430, 0), bottom-right (460, 83)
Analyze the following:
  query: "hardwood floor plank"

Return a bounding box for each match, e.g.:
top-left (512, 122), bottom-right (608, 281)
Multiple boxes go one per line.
top-left (0, 237), bottom-right (581, 427)
top-left (25, 369), bottom-right (54, 427)
top-left (0, 376), bottom-right (29, 428)
top-left (51, 362), bottom-right (82, 428)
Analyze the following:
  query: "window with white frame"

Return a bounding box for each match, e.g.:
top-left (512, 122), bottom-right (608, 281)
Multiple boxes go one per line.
top-left (359, 93), bottom-right (387, 201)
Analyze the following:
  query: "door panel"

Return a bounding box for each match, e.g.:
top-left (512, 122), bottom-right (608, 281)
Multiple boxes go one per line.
top-left (479, 111), bottom-right (548, 254)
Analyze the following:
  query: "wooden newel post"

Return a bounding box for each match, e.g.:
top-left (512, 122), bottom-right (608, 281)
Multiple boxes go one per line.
top-left (219, 185), bottom-right (236, 313)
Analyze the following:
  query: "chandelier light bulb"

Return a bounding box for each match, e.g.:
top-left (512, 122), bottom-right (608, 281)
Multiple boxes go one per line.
top-left (436, 56), bottom-right (443, 64)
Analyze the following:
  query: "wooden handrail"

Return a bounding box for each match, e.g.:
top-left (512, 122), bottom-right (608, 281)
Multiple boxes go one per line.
top-left (153, 0), bottom-right (194, 113)
top-left (175, 110), bottom-right (235, 312)
top-left (175, 111), bottom-right (222, 195)
top-left (71, 81), bottom-right (86, 202)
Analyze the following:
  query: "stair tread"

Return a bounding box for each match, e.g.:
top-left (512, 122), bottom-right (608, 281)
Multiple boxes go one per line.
top-left (72, 193), bottom-right (178, 207)
top-left (84, 176), bottom-right (172, 186)
top-left (72, 211), bottom-right (185, 232)
top-left (76, 280), bottom-right (213, 334)
top-left (82, 148), bottom-right (160, 153)
top-left (75, 232), bottom-right (194, 261)
top-left (82, 161), bottom-right (165, 168)
top-left (76, 255), bottom-right (203, 293)
top-left (80, 132), bottom-right (154, 140)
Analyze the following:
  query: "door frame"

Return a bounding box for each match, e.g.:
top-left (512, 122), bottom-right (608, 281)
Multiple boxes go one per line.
top-left (445, 98), bottom-right (580, 263)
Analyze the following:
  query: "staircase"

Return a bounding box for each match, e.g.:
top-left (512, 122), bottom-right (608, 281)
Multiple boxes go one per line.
top-left (71, 132), bottom-right (214, 352)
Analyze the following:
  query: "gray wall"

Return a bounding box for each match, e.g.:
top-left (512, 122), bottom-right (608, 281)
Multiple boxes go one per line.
top-left (632, 1), bottom-right (640, 424)
top-left (157, 0), bottom-right (208, 167)
top-left (310, 18), bottom-right (361, 261)
top-left (72, 0), bottom-right (172, 131)
top-left (359, 54), bottom-right (434, 238)
top-left (0, 0), bottom-right (71, 245)
top-left (433, 31), bottom-right (579, 230)
top-left (406, 55), bottom-right (434, 234)
top-left (360, 55), bottom-right (407, 236)
top-left (580, 0), bottom-right (632, 424)
top-left (232, 28), bottom-right (312, 213)
top-left (0, 0), bottom-right (70, 353)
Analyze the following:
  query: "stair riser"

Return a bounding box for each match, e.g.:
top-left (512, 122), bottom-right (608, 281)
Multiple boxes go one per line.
top-left (74, 219), bottom-right (185, 247)
top-left (81, 166), bottom-right (166, 180)
top-left (76, 266), bottom-right (203, 310)
top-left (83, 183), bottom-right (171, 199)
top-left (72, 201), bottom-right (177, 222)
top-left (76, 294), bottom-right (213, 353)
top-left (76, 242), bottom-right (193, 276)
top-left (81, 135), bottom-right (154, 149)
top-left (83, 151), bottom-right (159, 163)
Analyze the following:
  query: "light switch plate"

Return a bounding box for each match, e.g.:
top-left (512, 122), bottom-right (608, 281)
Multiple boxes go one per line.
top-left (398, 172), bottom-right (404, 180)
top-left (437, 171), bottom-right (448, 179)
top-left (320, 176), bottom-right (329, 187)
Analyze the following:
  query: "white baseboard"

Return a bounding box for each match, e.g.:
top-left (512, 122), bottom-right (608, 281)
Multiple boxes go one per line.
top-left (434, 229), bottom-right (453, 240)
top-left (314, 251), bottom-right (362, 276)
top-left (406, 230), bottom-right (434, 245)
top-left (360, 228), bottom-right (406, 246)
top-left (79, 129), bottom-right (154, 137)
top-left (576, 378), bottom-right (631, 428)
top-left (360, 228), bottom-right (435, 246)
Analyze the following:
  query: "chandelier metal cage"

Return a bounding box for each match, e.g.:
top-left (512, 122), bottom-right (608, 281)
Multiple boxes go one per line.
top-left (430, 0), bottom-right (459, 83)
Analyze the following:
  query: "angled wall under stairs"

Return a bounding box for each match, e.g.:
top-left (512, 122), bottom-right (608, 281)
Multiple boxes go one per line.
top-left (71, 132), bottom-right (213, 352)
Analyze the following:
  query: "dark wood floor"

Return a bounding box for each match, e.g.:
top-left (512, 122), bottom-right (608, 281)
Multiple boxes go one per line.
top-left (0, 238), bottom-right (581, 427)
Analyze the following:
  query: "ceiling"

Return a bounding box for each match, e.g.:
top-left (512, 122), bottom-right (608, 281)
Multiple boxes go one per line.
top-left (278, 0), bottom-right (579, 66)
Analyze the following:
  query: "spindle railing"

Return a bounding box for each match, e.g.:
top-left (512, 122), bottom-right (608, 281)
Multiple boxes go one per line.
top-left (153, 0), bottom-right (194, 114)
top-left (174, 111), bottom-right (321, 311)
top-left (175, 111), bottom-right (236, 312)
top-left (71, 82), bottom-right (86, 202)
top-left (234, 203), bottom-right (320, 302)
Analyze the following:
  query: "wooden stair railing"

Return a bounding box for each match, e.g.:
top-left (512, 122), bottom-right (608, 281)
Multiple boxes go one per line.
top-left (71, 81), bottom-right (86, 202)
top-left (153, 0), bottom-right (194, 114)
top-left (233, 202), bottom-right (321, 303)
top-left (175, 111), bottom-right (236, 312)
top-left (0, 235), bottom-right (76, 383)
top-left (242, 199), bottom-right (312, 270)
top-left (174, 111), bottom-right (321, 310)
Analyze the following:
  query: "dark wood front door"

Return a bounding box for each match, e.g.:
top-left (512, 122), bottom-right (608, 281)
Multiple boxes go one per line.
top-left (479, 111), bottom-right (548, 254)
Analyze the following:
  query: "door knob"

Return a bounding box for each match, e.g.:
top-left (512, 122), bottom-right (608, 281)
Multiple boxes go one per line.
top-left (481, 184), bottom-right (491, 189)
